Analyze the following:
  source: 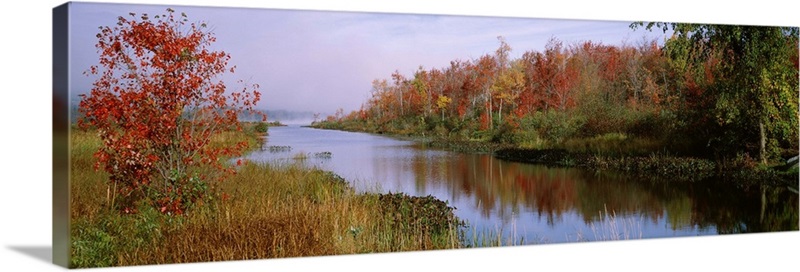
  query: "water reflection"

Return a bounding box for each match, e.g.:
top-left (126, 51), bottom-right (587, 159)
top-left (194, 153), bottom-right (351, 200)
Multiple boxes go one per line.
top-left (246, 126), bottom-right (798, 243)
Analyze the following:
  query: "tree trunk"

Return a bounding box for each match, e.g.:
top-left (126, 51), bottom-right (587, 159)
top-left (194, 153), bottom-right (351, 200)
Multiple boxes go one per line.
top-left (759, 121), bottom-right (767, 164)
top-left (486, 93), bottom-right (493, 129)
top-left (498, 101), bottom-right (503, 126)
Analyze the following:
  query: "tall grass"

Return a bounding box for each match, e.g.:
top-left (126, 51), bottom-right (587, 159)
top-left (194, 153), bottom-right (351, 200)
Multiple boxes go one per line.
top-left (69, 129), bottom-right (108, 222)
top-left (69, 126), bottom-right (464, 267)
top-left (464, 224), bottom-right (527, 248)
top-left (574, 206), bottom-right (644, 242)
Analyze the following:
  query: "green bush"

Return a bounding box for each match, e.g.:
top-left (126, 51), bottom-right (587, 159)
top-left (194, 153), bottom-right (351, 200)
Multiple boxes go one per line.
top-left (70, 204), bottom-right (165, 268)
top-left (489, 122), bottom-right (514, 143)
top-left (519, 110), bottom-right (585, 144)
top-left (71, 224), bottom-right (116, 268)
top-left (377, 192), bottom-right (465, 237)
top-left (254, 122), bottom-right (269, 133)
top-left (512, 129), bottom-right (543, 149)
top-left (625, 110), bottom-right (679, 139)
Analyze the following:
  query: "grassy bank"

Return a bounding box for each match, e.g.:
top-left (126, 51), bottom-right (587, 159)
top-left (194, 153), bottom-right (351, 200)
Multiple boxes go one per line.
top-left (308, 111), bottom-right (674, 156)
top-left (69, 125), bottom-right (465, 268)
top-left (310, 119), bottom-right (514, 154)
top-left (494, 147), bottom-right (798, 185)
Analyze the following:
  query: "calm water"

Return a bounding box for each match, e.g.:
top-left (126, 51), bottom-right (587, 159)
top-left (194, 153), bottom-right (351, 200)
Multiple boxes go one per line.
top-left (244, 125), bottom-right (799, 244)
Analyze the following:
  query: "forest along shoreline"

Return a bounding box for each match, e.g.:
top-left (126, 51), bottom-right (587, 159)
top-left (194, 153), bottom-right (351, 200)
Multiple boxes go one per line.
top-left (306, 27), bottom-right (799, 190)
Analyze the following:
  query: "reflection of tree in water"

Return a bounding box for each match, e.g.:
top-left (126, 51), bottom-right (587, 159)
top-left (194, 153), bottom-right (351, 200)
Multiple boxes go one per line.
top-left (687, 182), bottom-right (798, 234)
top-left (402, 149), bottom-right (798, 233)
top-left (571, 171), bottom-right (664, 224)
top-left (626, 175), bottom-right (798, 233)
top-left (760, 186), bottom-right (799, 232)
top-left (460, 156), bottom-right (668, 226)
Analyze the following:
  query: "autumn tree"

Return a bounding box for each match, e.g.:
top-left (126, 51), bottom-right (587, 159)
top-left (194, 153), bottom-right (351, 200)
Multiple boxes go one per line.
top-left (79, 9), bottom-right (264, 214)
top-left (488, 37), bottom-right (523, 126)
top-left (410, 67), bottom-right (432, 118)
top-left (491, 59), bottom-right (525, 125)
top-left (436, 95), bottom-right (452, 120)
top-left (367, 79), bottom-right (390, 121)
top-left (391, 70), bottom-right (408, 117)
top-left (475, 54), bottom-right (498, 130)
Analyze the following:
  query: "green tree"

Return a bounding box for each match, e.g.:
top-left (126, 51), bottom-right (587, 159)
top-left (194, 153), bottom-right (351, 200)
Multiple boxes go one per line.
top-left (634, 23), bottom-right (799, 163)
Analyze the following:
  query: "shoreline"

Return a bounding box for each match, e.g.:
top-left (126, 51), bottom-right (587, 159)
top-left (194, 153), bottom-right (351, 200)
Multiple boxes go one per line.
top-left (307, 123), bottom-right (799, 187)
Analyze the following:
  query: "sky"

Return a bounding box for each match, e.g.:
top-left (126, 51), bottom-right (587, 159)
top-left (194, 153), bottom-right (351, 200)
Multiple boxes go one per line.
top-left (68, 2), bottom-right (670, 116)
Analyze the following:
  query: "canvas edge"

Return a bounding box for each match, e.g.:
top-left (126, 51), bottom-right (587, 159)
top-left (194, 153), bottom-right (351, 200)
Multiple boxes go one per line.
top-left (53, 1), bottom-right (71, 268)
top-left (46, 1), bottom-right (800, 270)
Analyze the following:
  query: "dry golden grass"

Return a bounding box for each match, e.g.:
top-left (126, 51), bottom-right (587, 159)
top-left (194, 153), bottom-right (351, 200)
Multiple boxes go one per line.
top-left (69, 129), bottom-right (108, 222)
top-left (69, 126), bottom-right (463, 267)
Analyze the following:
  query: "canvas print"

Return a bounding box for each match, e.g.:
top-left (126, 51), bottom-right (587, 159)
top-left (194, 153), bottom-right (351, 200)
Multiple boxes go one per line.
top-left (54, 1), bottom-right (799, 268)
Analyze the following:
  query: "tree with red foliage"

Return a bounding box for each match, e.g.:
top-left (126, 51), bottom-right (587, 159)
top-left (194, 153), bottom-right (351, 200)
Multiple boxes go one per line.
top-left (523, 39), bottom-right (579, 112)
top-left (78, 9), bottom-right (264, 214)
top-left (474, 55), bottom-right (498, 130)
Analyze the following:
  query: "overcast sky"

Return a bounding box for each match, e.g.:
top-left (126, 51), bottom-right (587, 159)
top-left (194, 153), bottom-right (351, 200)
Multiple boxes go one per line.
top-left (69, 2), bottom-right (668, 115)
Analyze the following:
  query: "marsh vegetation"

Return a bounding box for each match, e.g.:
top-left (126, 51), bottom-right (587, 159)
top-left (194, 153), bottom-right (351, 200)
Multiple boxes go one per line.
top-left (69, 126), bottom-right (465, 267)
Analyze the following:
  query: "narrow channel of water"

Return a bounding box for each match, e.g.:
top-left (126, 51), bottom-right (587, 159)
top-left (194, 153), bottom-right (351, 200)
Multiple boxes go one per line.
top-left (244, 125), bottom-right (798, 244)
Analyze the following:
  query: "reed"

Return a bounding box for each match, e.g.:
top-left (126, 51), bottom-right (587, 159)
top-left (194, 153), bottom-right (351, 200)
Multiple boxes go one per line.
top-left (573, 206), bottom-right (644, 242)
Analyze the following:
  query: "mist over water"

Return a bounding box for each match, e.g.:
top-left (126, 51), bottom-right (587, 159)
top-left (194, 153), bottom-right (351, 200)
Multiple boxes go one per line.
top-left (276, 119), bottom-right (316, 126)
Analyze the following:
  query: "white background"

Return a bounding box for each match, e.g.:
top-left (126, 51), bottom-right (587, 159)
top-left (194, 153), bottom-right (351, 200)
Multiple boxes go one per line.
top-left (1, 0), bottom-right (798, 271)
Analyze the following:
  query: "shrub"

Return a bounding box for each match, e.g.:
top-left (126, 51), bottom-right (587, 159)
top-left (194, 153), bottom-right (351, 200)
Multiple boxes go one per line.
top-left (512, 129), bottom-right (543, 149)
top-left (254, 122), bottom-right (269, 133)
top-left (519, 110), bottom-right (585, 144)
top-left (71, 204), bottom-right (165, 268)
top-left (377, 193), bottom-right (465, 237)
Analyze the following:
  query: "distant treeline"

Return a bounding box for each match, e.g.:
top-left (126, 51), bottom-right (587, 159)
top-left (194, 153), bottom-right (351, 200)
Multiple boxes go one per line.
top-left (70, 102), bottom-right (314, 124)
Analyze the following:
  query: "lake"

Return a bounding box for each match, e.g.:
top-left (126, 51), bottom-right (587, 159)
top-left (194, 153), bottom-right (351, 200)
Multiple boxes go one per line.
top-left (244, 125), bottom-right (798, 244)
